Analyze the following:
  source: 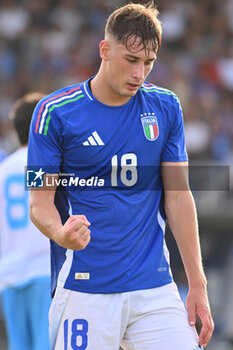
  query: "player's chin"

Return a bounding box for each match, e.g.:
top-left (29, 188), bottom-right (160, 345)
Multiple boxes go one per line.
top-left (124, 88), bottom-right (139, 97)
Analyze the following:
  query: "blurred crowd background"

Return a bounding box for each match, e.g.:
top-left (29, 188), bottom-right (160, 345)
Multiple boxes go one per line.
top-left (0, 0), bottom-right (232, 349)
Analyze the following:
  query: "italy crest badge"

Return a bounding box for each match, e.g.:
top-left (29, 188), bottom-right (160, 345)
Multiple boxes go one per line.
top-left (141, 115), bottom-right (159, 141)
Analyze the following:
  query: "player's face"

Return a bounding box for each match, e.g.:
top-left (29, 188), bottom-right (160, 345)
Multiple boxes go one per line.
top-left (104, 36), bottom-right (156, 101)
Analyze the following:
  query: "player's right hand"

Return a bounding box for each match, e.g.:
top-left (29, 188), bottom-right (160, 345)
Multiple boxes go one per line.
top-left (57, 215), bottom-right (91, 250)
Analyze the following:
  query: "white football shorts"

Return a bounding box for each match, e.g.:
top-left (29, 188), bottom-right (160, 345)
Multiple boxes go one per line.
top-left (49, 281), bottom-right (202, 350)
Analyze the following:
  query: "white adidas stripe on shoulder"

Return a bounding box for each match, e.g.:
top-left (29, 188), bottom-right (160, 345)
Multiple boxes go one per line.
top-left (142, 84), bottom-right (180, 104)
top-left (142, 84), bottom-right (171, 92)
top-left (39, 90), bottom-right (83, 134)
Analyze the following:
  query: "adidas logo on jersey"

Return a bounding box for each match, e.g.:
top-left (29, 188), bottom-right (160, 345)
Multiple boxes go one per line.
top-left (83, 131), bottom-right (104, 146)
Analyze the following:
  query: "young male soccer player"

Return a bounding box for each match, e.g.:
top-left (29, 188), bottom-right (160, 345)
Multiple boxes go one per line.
top-left (0, 93), bottom-right (51, 350)
top-left (28, 3), bottom-right (214, 349)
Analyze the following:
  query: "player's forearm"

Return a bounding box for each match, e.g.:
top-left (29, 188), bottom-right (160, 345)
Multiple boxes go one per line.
top-left (30, 191), bottom-right (63, 243)
top-left (165, 191), bottom-right (207, 288)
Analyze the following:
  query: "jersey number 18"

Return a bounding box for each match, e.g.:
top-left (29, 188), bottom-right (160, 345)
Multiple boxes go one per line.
top-left (111, 153), bottom-right (137, 187)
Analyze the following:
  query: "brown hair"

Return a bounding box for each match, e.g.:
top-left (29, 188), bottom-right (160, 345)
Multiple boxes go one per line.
top-left (105, 2), bottom-right (162, 53)
top-left (9, 92), bottom-right (45, 145)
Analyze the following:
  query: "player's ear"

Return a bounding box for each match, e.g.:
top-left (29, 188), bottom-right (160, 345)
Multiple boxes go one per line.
top-left (99, 40), bottom-right (110, 61)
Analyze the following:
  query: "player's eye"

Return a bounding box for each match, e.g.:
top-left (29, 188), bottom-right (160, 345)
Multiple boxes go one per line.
top-left (126, 58), bottom-right (137, 63)
top-left (145, 61), bottom-right (154, 66)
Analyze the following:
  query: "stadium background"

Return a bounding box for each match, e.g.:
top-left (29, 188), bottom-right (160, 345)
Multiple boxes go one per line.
top-left (0, 0), bottom-right (232, 349)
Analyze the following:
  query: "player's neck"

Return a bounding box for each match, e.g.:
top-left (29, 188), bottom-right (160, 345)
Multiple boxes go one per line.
top-left (90, 71), bottom-right (132, 107)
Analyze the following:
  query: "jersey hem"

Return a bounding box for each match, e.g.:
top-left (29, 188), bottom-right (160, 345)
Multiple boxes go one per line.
top-left (161, 156), bottom-right (188, 162)
top-left (63, 277), bottom-right (173, 294)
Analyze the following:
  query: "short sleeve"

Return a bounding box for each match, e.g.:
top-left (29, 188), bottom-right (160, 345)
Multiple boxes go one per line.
top-left (161, 96), bottom-right (188, 162)
top-left (27, 96), bottom-right (63, 173)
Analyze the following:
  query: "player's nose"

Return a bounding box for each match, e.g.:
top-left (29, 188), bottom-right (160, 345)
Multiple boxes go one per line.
top-left (132, 63), bottom-right (145, 82)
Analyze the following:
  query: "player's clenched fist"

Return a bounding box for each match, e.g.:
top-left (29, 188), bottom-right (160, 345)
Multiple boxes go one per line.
top-left (57, 215), bottom-right (91, 250)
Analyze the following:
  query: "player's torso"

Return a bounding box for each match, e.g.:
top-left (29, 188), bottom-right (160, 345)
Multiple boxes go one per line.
top-left (51, 83), bottom-right (174, 293)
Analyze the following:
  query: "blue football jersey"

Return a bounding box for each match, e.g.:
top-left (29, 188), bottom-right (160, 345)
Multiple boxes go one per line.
top-left (27, 78), bottom-right (188, 295)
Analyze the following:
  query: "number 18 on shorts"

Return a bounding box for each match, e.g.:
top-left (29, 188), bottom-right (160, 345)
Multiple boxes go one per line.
top-left (63, 319), bottom-right (88, 350)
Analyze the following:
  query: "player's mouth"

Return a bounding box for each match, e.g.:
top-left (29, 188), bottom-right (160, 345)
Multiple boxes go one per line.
top-left (126, 83), bottom-right (140, 91)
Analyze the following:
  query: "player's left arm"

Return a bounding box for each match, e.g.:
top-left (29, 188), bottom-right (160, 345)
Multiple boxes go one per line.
top-left (161, 161), bottom-right (214, 348)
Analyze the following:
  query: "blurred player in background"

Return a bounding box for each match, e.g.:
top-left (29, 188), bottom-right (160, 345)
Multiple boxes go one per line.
top-left (28, 3), bottom-right (214, 350)
top-left (0, 149), bottom-right (7, 162)
top-left (0, 93), bottom-right (51, 350)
